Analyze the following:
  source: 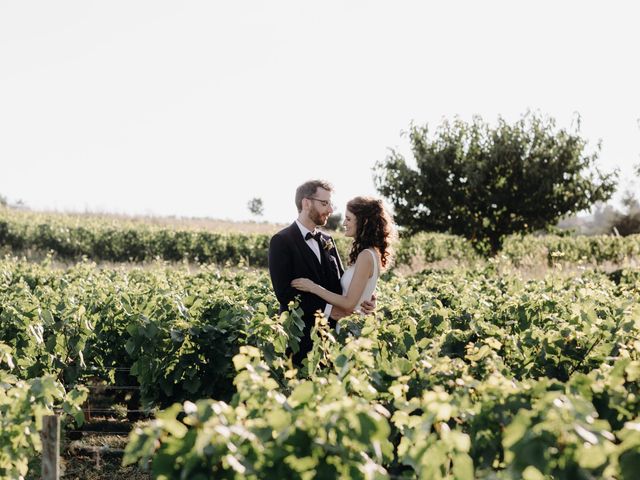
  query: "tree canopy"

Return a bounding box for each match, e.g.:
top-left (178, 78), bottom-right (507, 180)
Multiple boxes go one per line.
top-left (374, 113), bottom-right (618, 253)
top-left (247, 197), bottom-right (264, 217)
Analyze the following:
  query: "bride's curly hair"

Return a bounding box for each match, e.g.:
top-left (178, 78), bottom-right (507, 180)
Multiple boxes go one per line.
top-left (346, 196), bottom-right (397, 270)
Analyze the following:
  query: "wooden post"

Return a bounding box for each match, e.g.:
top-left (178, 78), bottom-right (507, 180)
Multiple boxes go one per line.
top-left (42, 415), bottom-right (60, 480)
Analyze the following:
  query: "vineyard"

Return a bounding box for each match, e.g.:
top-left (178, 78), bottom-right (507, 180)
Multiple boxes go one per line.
top-left (1, 209), bottom-right (639, 479)
top-left (2, 208), bottom-right (640, 268)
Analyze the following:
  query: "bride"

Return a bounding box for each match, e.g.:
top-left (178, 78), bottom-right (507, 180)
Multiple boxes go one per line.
top-left (291, 196), bottom-right (395, 314)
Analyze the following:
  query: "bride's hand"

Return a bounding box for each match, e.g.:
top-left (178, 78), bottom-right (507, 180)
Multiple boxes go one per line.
top-left (291, 278), bottom-right (316, 293)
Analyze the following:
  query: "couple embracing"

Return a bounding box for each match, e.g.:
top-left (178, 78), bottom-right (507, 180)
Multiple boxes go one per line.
top-left (268, 180), bottom-right (395, 366)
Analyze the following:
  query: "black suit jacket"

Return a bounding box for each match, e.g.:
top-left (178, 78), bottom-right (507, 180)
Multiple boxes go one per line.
top-left (268, 222), bottom-right (344, 320)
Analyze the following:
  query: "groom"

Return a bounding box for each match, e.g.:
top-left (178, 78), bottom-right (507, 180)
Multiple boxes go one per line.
top-left (268, 179), bottom-right (373, 366)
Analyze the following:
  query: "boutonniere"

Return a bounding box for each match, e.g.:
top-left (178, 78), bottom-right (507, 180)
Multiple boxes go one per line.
top-left (321, 237), bottom-right (335, 251)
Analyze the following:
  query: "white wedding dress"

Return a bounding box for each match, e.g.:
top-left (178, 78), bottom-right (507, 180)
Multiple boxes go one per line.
top-left (340, 248), bottom-right (380, 313)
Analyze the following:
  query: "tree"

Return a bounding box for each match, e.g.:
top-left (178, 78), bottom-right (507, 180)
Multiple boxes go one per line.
top-left (324, 213), bottom-right (343, 231)
top-left (610, 192), bottom-right (640, 236)
top-left (247, 197), bottom-right (264, 217)
top-left (374, 113), bottom-right (618, 253)
top-left (609, 163), bottom-right (640, 236)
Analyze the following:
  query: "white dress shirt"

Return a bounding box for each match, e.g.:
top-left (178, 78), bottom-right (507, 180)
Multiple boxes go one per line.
top-left (295, 220), bottom-right (333, 319)
top-left (295, 220), bottom-right (322, 263)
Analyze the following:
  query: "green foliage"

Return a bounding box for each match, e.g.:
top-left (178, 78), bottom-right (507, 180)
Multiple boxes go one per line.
top-left (0, 369), bottom-right (87, 480)
top-left (324, 213), bottom-right (343, 232)
top-left (374, 112), bottom-right (618, 253)
top-left (611, 191), bottom-right (640, 236)
top-left (125, 346), bottom-right (393, 479)
top-left (500, 233), bottom-right (640, 266)
top-left (0, 258), bottom-right (309, 408)
top-left (1, 223), bottom-right (640, 477)
top-left (2, 209), bottom-right (640, 269)
top-left (0, 209), bottom-right (272, 266)
top-left (394, 232), bottom-right (478, 266)
top-left (123, 265), bottom-right (640, 478)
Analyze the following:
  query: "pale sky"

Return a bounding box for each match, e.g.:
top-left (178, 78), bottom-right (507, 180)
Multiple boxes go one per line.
top-left (1, 1), bottom-right (639, 223)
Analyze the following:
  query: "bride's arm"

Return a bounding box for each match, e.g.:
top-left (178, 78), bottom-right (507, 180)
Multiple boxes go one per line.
top-left (291, 251), bottom-right (373, 312)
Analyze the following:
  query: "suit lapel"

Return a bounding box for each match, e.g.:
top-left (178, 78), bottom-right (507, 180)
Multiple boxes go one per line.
top-left (319, 238), bottom-right (332, 267)
top-left (288, 223), bottom-right (323, 279)
top-left (318, 234), bottom-right (342, 279)
top-left (334, 249), bottom-right (345, 277)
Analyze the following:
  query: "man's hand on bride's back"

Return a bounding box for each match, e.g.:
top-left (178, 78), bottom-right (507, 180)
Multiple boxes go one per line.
top-left (360, 293), bottom-right (377, 315)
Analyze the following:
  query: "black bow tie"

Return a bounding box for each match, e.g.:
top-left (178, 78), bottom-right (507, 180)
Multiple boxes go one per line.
top-left (305, 231), bottom-right (321, 242)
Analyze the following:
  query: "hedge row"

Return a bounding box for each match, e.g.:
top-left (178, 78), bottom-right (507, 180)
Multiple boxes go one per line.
top-left (1, 209), bottom-right (638, 267)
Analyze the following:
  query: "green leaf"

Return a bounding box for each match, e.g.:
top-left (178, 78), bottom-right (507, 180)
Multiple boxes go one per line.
top-left (265, 409), bottom-right (291, 431)
top-left (284, 455), bottom-right (318, 472)
top-left (522, 465), bottom-right (545, 480)
top-left (232, 354), bottom-right (249, 371)
top-left (451, 453), bottom-right (474, 480)
top-left (288, 381), bottom-right (314, 407)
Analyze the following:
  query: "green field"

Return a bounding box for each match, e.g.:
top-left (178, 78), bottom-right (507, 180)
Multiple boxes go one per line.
top-left (1, 209), bottom-right (639, 479)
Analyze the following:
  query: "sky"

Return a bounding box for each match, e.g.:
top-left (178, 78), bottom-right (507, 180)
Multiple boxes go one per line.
top-left (1, 1), bottom-right (639, 224)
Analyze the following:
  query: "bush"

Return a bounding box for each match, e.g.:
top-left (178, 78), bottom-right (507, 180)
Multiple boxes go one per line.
top-left (375, 112), bottom-right (618, 253)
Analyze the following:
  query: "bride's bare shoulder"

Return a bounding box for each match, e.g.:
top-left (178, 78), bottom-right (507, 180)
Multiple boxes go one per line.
top-left (354, 249), bottom-right (375, 276)
top-left (355, 249), bottom-right (375, 262)
top-left (362, 248), bottom-right (381, 272)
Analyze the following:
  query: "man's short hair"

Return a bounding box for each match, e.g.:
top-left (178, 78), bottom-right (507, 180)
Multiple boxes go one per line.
top-left (295, 180), bottom-right (333, 212)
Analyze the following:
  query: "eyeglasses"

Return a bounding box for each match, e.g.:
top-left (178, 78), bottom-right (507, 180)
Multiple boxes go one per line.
top-left (305, 197), bottom-right (335, 209)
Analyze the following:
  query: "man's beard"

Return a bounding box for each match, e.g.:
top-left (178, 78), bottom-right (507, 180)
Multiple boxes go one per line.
top-left (309, 206), bottom-right (327, 226)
